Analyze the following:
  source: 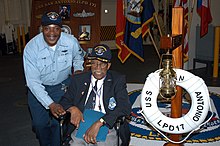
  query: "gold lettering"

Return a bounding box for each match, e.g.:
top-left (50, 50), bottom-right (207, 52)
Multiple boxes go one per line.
top-left (149, 131), bottom-right (160, 137)
top-left (148, 137), bottom-right (154, 140)
top-left (36, 4), bottom-right (44, 10)
top-left (155, 137), bottom-right (162, 141)
top-left (35, 0), bottom-right (98, 10)
top-left (207, 138), bottom-right (215, 142)
top-left (54, 1), bottom-right (59, 4)
top-left (215, 136), bottom-right (220, 141)
top-left (186, 140), bottom-right (193, 143)
top-left (200, 139), bottom-right (208, 143)
top-left (192, 140), bottom-right (200, 143)
top-left (90, 2), bottom-right (96, 7)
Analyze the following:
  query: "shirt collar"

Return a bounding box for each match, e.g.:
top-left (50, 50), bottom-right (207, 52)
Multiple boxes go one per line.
top-left (91, 75), bottom-right (105, 87)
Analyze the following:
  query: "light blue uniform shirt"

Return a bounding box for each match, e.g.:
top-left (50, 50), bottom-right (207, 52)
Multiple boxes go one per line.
top-left (23, 32), bottom-right (84, 109)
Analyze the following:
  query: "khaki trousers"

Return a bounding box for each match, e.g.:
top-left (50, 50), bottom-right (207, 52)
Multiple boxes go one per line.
top-left (70, 128), bottom-right (121, 146)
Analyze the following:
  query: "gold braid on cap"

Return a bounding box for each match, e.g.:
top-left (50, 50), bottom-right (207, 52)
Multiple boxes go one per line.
top-left (93, 45), bottom-right (109, 62)
top-left (97, 58), bottom-right (109, 63)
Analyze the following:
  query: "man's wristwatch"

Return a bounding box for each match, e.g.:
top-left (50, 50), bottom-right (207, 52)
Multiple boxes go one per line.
top-left (99, 118), bottom-right (105, 125)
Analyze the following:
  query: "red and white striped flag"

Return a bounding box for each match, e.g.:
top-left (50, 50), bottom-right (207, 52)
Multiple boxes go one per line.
top-left (197, 0), bottom-right (212, 37)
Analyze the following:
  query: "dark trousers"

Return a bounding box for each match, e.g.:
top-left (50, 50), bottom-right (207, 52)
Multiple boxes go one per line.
top-left (28, 78), bottom-right (70, 146)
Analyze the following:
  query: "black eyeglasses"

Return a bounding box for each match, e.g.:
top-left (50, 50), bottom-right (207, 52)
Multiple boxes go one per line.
top-left (91, 61), bottom-right (108, 68)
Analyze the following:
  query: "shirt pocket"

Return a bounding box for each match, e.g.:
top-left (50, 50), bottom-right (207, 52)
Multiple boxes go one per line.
top-left (57, 51), bottom-right (72, 71)
top-left (37, 55), bottom-right (53, 75)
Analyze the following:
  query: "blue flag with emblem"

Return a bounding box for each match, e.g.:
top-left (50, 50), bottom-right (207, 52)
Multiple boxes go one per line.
top-left (123, 0), bottom-right (155, 62)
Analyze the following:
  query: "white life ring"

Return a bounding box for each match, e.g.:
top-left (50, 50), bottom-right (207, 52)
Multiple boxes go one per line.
top-left (141, 68), bottom-right (210, 134)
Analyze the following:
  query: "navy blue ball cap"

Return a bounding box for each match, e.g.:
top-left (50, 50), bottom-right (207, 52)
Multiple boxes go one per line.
top-left (41, 11), bottom-right (62, 27)
top-left (88, 44), bottom-right (112, 62)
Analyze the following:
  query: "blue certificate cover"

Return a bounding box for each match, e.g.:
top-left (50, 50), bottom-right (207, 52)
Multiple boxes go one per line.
top-left (75, 109), bottom-right (109, 141)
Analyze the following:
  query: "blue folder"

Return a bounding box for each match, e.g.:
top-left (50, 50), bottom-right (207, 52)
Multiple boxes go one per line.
top-left (75, 109), bottom-right (109, 142)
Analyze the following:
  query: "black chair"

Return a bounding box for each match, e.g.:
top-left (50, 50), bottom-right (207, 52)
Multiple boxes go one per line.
top-left (59, 112), bottom-right (74, 146)
top-left (59, 113), bottom-right (127, 146)
top-left (115, 116), bottom-right (127, 146)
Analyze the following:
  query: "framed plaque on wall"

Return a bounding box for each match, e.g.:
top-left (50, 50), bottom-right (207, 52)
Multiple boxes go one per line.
top-left (30, 0), bottom-right (101, 50)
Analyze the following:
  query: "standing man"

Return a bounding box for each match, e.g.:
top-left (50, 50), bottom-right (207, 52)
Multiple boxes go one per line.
top-left (23, 11), bottom-right (84, 146)
top-left (52, 44), bottom-right (131, 146)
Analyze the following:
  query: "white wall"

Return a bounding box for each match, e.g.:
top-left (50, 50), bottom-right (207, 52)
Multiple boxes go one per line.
top-left (101, 0), bottom-right (116, 26)
top-left (0, 0), bottom-right (5, 31)
top-left (188, 0), bottom-right (220, 69)
top-left (0, 0), bottom-right (31, 35)
top-left (100, 0), bottom-right (117, 49)
top-left (210, 0), bottom-right (220, 26)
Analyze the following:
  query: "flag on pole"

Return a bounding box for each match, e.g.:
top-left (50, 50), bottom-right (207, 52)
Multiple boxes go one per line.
top-left (116, 0), bottom-right (131, 63)
top-left (197, 0), bottom-right (212, 37)
top-left (116, 0), bottom-right (155, 63)
top-left (182, 0), bottom-right (189, 62)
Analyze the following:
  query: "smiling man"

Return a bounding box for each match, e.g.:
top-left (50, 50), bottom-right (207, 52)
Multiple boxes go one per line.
top-left (23, 11), bottom-right (84, 146)
top-left (53, 44), bottom-right (132, 146)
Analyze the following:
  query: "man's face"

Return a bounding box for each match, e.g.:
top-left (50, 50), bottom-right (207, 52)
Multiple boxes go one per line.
top-left (91, 59), bottom-right (111, 80)
top-left (82, 27), bottom-right (86, 32)
top-left (42, 24), bottom-right (61, 46)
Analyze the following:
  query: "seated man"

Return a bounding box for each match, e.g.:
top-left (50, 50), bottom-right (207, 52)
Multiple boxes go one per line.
top-left (51, 44), bottom-right (131, 146)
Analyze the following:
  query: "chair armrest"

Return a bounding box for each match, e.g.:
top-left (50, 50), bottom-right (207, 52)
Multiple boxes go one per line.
top-left (58, 112), bottom-right (75, 146)
top-left (115, 116), bottom-right (126, 130)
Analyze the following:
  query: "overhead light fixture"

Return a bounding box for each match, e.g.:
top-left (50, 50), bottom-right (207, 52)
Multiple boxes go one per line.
top-left (104, 9), bottom-right (108, 14)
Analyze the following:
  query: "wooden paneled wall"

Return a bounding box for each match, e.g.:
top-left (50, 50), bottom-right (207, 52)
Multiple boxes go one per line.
top-left (30, 0), bottom-right (101, 50)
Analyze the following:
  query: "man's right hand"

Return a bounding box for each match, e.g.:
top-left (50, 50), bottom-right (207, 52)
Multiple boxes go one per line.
top-left (67, 106), bottom-right (84, 129)
top-left (49, 102), bottom-right (66, 118)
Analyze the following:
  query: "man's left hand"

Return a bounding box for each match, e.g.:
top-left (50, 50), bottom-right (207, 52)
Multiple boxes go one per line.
top-left (83, 120), bottom-right (103, 144)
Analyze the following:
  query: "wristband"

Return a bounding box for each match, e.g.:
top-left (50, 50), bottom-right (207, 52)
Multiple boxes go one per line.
top-left (99, 118), bottom-right (105, 124)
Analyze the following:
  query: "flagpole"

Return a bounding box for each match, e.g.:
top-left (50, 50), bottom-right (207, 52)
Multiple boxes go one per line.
top-left (164, 7), bottom-right (184, 146)
top-left (154, 14), bottom-right (163, 37)
top-left (188, 0), bottom-right (195, 37)
top-left (213, 26), bottom-right (220, 78)
top-left (163, 0), bottom-right (167, 33)
top-left (148, 31), bottom-right (161, 59)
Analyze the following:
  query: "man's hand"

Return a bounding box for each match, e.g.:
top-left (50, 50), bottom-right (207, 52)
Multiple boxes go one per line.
top-left (49, 102), bottom-right (66, 118)
top-left (67, 106), bottom-right (84, 128)
top-left (83, 120), bottom-right (103, 144)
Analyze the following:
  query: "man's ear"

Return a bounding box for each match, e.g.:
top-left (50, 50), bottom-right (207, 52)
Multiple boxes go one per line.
top-left (107, 63), bottom-right (111, 69)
